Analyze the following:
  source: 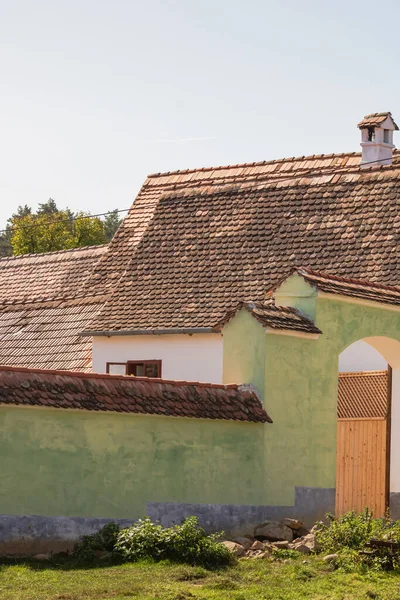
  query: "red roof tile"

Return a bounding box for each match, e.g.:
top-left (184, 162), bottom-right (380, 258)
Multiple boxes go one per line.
top-left (295, 268), bottom-right (400, 307)
top-left (213, 301), bottom-right (321, 335)
top-left (0, 366), bottom-right (271, 423)
top-left (85, 151), bottom-right (400, 332)
top-left (0, 245), bottom-right (108, 370)
top-left (357, 112), bottom-right (399, 130)
top-left (0, 245), bottom-right (108, 305)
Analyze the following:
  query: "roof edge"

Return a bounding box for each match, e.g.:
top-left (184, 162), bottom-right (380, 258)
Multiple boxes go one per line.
top-left (0, 243), bottom-right (108, 263)
top-left (0, 364), bottom-right (242, 390)
top-left (81, 327), bottom-right (215, 337)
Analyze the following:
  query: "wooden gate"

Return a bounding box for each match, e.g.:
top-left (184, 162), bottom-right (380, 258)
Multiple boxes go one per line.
top-left (336, 371), bottom-right (389, 517)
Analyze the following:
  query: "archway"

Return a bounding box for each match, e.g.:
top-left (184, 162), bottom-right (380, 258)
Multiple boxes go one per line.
top-left (336, 336), bottom-right (400, 516)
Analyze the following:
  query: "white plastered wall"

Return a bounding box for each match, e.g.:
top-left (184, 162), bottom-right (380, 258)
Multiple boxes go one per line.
top-left (390, 369), bottom-right (400, 493)
top-left (92, 333), bottom-right (224, 384)
top-left (339, 340), bottom-right (388, 372)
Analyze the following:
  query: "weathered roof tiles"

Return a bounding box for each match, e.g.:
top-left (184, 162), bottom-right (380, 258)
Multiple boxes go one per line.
top-left (0, 366), bottom-right (271, 423)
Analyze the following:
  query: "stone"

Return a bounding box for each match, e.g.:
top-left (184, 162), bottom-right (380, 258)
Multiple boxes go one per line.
top-left (273, 540), bottom-right (289, 549)
top-left (233, 536), bottom-right (253, 550)
top-left (292, 543), bottom-right (311, 555)
top-left (292, 532), bottom-right (317, 554)
top-left (33, 553), bottom-right (50, 560)
top-left (221, 541), bottom-right (245, 557)
top-left (295, 526), bottom-right (311, 538)
top-left (254, 521), bottom-right (293, 543)
top-left (323, 553), bottom-right (339, 563)
top-left (250, 540), bottom-right (264, 551)
top-left (263, 542), bottom-right (274, 552)
top-left (282, 518), bottom-right (303, 531)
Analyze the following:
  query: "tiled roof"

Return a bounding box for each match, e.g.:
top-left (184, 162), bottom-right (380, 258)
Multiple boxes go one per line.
top-left (357, 112), bottom-right (399, 130)
top-left (213, 301), bottom-right (321, 335)
top-left (295, 268), bottom-right (400, 307)
top-left (0, 245), bottom-right (108, 305)
top-left (0, 245), bottom-right (108, 371)
top-left (338, 371), bottom-right (388, 419)
top-left (85, 151), bottom-right (400, 332)
top-left (0, 366), bottom-right (271, 423)
top-left (0, 299), bottom-right (103, 372)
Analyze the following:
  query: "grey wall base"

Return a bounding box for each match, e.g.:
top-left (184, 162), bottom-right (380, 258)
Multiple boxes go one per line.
top-left (147, 487), bottom-right (336, 537)
top-left (0, 515), bottom-right (134, 556)
top-left (390, 493), bottom-right (400, 520)
top-left (0, 487), bottom-right (335, 555)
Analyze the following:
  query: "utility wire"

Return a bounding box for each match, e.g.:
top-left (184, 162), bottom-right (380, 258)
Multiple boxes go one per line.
top-left (0, 208), bottom-right (130, 236)
top-left (0, 153), bottom-right (397, 237)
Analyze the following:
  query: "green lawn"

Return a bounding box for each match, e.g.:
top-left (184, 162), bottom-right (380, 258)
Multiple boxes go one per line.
top-left (1, 557), bottom-right (400, 600)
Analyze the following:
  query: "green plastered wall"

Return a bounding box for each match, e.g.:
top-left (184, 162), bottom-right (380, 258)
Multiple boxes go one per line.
top-left (222, 288), bottom-right (400, 508)
top-left (0, 407), bottom-right (266, 519)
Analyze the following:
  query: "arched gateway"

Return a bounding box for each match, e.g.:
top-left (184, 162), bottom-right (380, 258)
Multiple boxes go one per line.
top-left (221, 268), bottom-right (400, 525)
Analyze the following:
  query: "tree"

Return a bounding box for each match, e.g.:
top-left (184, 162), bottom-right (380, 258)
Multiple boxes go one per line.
top-left (8, 200), bottom-right (108, 256)
top-left (103, 209), bottom-right (123, 241)
top-left (0, 232), bottom-right (12, 257)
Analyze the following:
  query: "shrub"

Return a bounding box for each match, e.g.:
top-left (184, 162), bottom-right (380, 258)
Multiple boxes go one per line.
top-left (315, 509), bottom-right (385, 553)
top-left (73, 521), bottom-right (120, 563)
top-left (115, 517), bottom-right (234, 569)
top-left (316, 509), bottom-right (400, 571)
top-left (74, 516), bottom-right (234, 569)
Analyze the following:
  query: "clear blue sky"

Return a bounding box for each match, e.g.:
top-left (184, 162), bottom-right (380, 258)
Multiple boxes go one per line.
top-left (1, 0), bottom-right (399, 228)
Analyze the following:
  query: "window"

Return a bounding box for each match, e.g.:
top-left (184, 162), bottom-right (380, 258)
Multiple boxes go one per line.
top-left (368, 127), bottom-right (375, 142)
top-left (107, 363), bottom-right (127, 375)
top-left (384, 129), bottom-right (390, 143)
top-left (106, 360), bottom-right (162, 378)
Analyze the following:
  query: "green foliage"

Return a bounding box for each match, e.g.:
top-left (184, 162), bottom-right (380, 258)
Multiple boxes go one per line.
top-left (316, 509), bottom-right (385, 552)
top-left (73, 517), bottom-right (234, 569)
top-left (272, 548), bottom-right (300, 560)
top-left (103, 209), bottom-right (123, 241)
top-left (316, 509), bottom-right (400, 571)
top-left (8, 199), bottom-right (110, 255)
top-left (2, 556), bottom-right (400, 600)
top-left (73, 521), bottom-right (120, 563)
top-left (115, 517), bottom-right (234, 569)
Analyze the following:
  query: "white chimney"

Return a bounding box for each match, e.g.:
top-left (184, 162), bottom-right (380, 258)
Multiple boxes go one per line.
top-left (358, 112), bottom-right (398, 168)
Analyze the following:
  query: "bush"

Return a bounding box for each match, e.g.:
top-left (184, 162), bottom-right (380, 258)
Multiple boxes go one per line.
top-left (73, 521), bottom-right (120, 563)
top-left (316, 509), bottom-right (400, 571)
top-left (74, 517), bottom-right (234, 569)
top-left (115, 517), bottom-right (234, 569)
top-left (316, 509), bottom-right (385, 553)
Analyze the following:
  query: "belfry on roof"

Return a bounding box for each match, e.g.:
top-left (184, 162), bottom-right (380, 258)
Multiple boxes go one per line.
top-left (358, 111), bottom-right (398, 168)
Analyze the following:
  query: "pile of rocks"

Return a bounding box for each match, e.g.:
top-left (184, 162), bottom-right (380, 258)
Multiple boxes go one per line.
top-left (221, 518), bottom-right (319, 559)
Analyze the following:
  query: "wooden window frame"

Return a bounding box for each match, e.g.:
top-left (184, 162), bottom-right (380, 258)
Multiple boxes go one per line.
top-left (106, 360), bottom-right (162, 378)
top-left (106, 362), bottom-right (127, 374)
top-left (127, 360), bottom-right (162, 378)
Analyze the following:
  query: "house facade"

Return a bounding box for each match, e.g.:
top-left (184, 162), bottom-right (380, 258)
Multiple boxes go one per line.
top-left (0, 111), bottom-right (398, 546)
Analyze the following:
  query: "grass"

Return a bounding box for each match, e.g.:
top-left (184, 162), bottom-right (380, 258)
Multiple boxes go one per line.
top-left (1, 556), bottom-right (400, 600)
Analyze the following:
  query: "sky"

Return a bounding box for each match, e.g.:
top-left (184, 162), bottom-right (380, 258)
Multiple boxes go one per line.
top-left (0, 0), bottom-right (400, 229)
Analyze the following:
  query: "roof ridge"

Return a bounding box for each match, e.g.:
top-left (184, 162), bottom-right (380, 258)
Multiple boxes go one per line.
top-left (298, 267), bottom-right (400, 294)
top-left (146, 151), bottom-right (361, 179)
top-left (0, 243), bottom-right (108, 263)
top-left (0, 365), bottom-right (240, 389)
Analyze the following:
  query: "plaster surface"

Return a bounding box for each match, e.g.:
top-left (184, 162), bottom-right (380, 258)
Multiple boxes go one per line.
top-left (92, 333), bottom-right (223, 383)
top-left (0, 514), bottom-right (134, 555)
top-left (223, 287), bottom-right (400, 515)
top-left (339, 340), bottom-right (387, 372)
top-left (147, 486), bottom-right (335, 536)
top-left (0, 406), bottom-right (266, 522)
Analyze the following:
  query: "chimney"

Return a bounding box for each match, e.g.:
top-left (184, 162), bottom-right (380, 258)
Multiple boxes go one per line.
top-left (358, 112), bottom-right (398, 168)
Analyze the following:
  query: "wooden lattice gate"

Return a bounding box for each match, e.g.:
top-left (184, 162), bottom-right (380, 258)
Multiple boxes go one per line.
top-left (336, 371), bottom-right (390, 517)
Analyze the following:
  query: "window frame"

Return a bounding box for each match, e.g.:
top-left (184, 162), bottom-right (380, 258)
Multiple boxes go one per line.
top-left (106, 360), bottom-right (162, 378)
